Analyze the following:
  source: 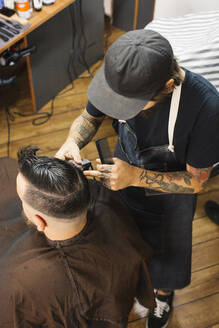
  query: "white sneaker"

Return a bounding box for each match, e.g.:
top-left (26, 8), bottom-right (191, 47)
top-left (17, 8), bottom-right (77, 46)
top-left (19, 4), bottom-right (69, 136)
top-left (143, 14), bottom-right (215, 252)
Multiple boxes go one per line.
top-left (133, 298), bottom-right (149, 318)
top-left (145, 292), bottom-right (174, 328)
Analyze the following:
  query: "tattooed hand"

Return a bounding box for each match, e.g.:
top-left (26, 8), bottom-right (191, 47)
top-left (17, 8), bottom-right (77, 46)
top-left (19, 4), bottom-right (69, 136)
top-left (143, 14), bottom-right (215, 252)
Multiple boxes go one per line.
top-left (55, 138), bottom-right (82, 163)
top-left (84, 157), bottom-right (212, 194)
top-left (56, 110), bottom-right (104, 163)
top-left (83, 158), bottom-right (136, 190)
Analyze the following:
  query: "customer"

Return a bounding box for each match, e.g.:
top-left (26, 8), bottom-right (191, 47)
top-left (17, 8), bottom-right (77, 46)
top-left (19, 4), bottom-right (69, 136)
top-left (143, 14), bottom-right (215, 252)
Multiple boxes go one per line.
top-left (0, 145), bottom-right (154, 328)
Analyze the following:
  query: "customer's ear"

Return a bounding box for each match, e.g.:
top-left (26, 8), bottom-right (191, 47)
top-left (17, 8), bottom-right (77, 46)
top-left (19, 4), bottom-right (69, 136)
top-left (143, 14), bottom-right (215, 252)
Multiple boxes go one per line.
top-left (34, 215), bottom-right (47, 232)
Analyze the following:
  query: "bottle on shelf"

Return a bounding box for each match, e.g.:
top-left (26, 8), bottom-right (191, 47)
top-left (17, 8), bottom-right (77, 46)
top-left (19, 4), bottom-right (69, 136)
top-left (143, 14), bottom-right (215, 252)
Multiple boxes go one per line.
top-left (32, 0), bottom-right (42, 11)
top-left (4, 0), bottom-right (14, 9)
top-left (15, 0), bottom-right (31, 19)
top-left (42, 0), bottom-right (55, 5)
top-left (0, 0), bottom-right (4, 9)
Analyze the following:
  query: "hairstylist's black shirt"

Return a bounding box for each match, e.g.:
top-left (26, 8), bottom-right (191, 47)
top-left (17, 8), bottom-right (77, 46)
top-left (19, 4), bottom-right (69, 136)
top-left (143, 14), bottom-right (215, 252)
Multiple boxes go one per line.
top-left (87, 69), bottom-right (219, 168)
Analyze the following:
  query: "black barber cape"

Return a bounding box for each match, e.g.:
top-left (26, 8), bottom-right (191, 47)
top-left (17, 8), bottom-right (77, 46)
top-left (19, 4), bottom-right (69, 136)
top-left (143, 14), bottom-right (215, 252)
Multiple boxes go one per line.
top-left (0, 158), bottom-right (155, 328)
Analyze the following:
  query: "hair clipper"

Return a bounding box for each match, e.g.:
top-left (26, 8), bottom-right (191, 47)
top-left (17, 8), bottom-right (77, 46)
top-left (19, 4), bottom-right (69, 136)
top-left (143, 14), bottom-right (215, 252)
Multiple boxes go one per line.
top-left (67, 158), bottom-right (91, 171)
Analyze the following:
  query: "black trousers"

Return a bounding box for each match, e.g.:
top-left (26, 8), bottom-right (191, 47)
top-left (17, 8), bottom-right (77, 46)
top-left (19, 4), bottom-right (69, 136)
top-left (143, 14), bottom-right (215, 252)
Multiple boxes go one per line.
top-left (119, 190), bottom-right (197, 290)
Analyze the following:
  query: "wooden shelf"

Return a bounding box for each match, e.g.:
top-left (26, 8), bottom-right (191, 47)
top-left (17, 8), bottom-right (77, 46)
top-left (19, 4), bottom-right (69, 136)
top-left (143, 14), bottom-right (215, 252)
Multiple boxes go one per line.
top-left (0, 0), bottom-right (75, 54)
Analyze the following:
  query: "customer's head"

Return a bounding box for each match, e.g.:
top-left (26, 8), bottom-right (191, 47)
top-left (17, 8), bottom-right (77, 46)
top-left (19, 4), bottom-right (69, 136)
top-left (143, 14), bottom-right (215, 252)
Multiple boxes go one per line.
top-left (16, 146), bottom-right (90, 236)
top-left (88, 29), bottom-right (183, 120)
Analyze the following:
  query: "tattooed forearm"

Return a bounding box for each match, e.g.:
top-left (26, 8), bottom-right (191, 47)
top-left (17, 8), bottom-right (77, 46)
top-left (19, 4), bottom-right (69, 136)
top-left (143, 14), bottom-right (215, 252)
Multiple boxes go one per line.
top-left (69, 111), bottom-right (104, 149)
top-left (139, 170), bottom-right (195, 193)
top-left (166, 172), bottom-right (192, 186)
top-left (187, 165), bottom-right (212, 189)
top-left (138, 165), bottom-right (212, 194)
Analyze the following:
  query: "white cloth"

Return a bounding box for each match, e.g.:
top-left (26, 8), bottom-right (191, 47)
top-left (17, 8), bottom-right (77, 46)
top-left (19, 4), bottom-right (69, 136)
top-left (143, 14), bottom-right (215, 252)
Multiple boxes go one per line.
top-left (146, 10), bottom-right (219, 91)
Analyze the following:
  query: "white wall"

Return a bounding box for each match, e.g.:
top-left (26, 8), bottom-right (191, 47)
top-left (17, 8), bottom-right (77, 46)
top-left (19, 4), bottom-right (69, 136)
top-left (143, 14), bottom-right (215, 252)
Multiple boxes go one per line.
top-left (154, 0), bottom-right (219, 19)
top-left (104, 0), bottom-right (113, 17)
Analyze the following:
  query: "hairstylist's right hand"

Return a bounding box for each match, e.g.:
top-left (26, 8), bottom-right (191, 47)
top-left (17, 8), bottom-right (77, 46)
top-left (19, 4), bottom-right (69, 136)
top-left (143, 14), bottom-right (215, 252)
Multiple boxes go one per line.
top-left (55, 138), bottom-right (82, 164)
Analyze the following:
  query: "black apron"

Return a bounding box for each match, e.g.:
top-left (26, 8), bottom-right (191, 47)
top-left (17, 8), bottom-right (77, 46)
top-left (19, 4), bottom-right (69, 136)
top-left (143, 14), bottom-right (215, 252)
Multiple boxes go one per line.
top-left (114, 85), bottom-right (197, 290)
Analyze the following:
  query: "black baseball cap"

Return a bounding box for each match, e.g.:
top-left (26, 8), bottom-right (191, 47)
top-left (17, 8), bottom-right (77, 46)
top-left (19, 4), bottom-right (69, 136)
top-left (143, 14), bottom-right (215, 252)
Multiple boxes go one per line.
top-left (88, 29), bottom-right (174, 120)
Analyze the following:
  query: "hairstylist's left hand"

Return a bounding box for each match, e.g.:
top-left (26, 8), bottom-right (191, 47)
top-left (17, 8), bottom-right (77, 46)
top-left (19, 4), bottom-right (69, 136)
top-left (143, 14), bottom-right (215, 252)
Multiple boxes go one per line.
top-left (83, 157), bottom-right (136, 190)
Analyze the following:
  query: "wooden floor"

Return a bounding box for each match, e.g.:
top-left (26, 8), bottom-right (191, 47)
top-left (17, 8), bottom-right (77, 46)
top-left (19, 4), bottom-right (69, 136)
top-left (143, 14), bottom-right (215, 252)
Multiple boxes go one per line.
top-left (0, 25), bottom-right (219, 328)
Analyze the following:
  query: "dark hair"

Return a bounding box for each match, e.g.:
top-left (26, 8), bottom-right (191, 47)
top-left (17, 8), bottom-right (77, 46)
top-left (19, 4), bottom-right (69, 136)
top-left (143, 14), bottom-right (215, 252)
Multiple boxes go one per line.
top-left (152, 57), bottom-right (183, 102)
top-left (17, 146), bottom-right (90, 219)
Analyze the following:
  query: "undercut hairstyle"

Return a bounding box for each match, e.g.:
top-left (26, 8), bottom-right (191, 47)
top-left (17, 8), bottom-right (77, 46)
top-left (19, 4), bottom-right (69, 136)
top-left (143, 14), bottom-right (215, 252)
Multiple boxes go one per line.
top-left (17, 146), bottom-right (90, 219)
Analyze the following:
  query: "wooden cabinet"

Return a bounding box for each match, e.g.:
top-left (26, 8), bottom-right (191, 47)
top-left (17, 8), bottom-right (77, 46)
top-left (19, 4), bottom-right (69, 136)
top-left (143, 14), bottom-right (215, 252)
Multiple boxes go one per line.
top-left (113, 0), bottom-right (155, 31)
top-left (27, 0), bottom-right (104, 111)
